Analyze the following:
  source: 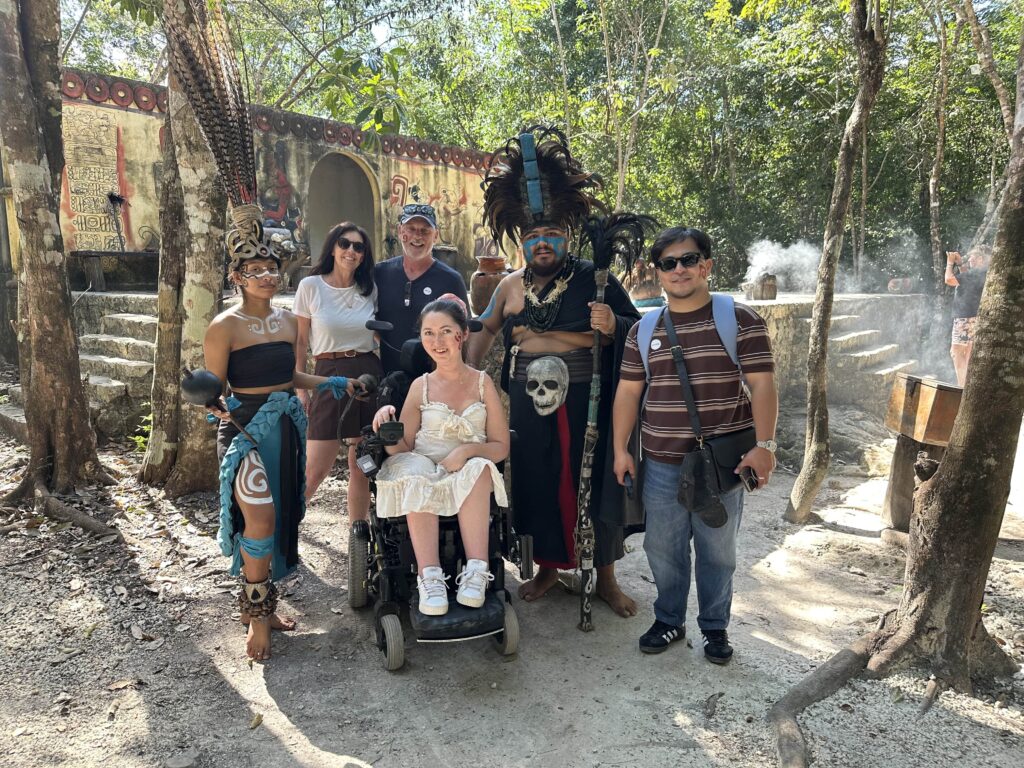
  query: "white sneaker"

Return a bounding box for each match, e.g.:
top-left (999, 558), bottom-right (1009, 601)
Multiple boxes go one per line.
top-left (417, 566), bottom-right (449, 616)
top-left (456, 559), bottom-right (494, 608)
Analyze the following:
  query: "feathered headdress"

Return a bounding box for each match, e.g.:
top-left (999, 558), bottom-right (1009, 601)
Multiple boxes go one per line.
top-left (481, 125), bottom-right (603, 251)
top-left (163, 0), bottom-right (275, 267)
top-left (578, 212), bottom-right (659, 279)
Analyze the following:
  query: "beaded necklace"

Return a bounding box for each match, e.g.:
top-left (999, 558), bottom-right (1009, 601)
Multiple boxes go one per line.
top-left (522, 254), bottom-right (577, 332)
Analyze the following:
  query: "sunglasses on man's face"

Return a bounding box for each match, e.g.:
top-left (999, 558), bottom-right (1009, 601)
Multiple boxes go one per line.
top-left (337, 236), bottom-right (366, 254)
top-left (655, 252), bottom-right (705, 272)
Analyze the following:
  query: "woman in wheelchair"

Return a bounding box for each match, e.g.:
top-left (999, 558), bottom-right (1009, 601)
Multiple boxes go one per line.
top-left (371, 296), bottom-right (509, 616)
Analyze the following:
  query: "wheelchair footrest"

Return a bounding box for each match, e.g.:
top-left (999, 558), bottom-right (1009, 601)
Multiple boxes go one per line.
top-left (410, 591), bottom-right (505, 641)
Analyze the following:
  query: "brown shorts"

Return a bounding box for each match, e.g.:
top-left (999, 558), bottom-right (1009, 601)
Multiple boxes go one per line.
top-left (951, 316), bottom-right (977, 346)
top-left (307, 353), bottom-right (383, 441)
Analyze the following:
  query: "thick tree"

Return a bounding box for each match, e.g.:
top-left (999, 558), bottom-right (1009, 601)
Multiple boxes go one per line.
top-left (785, 0), bottom-right (887, 523)
top-left (139, 110), bottom-right (187, 485)
top-left (160, 83), bottom-right (225, 497)
top-left (770, 23), bottom-right (1024, 767)
top-left (0, 0), bottom-right (115, 525)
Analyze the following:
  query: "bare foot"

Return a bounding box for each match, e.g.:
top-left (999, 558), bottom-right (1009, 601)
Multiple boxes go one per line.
top-left (596, 577), bottom-right (637, 618)
top-left (240, 612), bottom-right (297, 631)
top-left (247, 617), bottom-right (272, 661)
top-left (517, 567), bottom-right (560, 602)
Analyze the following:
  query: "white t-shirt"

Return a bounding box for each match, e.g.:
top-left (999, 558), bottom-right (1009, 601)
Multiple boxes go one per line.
top-left (292, 275), bottom-right (377, 356)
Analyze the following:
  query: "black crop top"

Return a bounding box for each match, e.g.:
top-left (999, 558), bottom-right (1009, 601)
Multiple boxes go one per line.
top-left (227, 341), bottom-right (295, 389)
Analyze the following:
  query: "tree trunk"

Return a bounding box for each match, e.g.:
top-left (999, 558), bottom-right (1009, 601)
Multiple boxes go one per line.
top-left (867, 21), bottom-right (1024, 690)
top-left (161, 84), bottom-right (225, 497)
top-left (962, 0), bottom-right (1014, 144)
top-left (786, 0), bottom-right (887, 523)
top-left (0, 0), bottom-right (103, 494)
top-left (925, 2), bottom-right (954, 294)
top-left (140, 113), bottom-right (187, 485)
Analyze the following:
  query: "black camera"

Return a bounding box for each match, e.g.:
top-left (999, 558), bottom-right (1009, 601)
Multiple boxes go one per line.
top-left (378, 420), bottom-right (404, 446)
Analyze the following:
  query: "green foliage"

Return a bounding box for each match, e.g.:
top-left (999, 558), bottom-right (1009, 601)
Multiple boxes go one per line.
top-left (130, 410), bottom-right (152, 453)
top-left (61, 0), bottom-right (1024, 289)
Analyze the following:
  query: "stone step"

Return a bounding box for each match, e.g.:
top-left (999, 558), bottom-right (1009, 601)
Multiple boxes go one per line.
top-left (837, 343), bottom-right (899, 371)
top-left (100, 313), bottom-right (158, 343)
top-left (8, 375), bottom-right (130, 409)
top-left (871, 360), bottom-right (918, 378)
top-left (829, 329), bottom-right (881, 353)
top-left (80, 333), bottom-right (155, 363)
top-left (78, 354), bottom-right (153, 399)
top-left (802, 314), bottom-right (861, 333)
top-left (0, 404), bottom-right (28, 443)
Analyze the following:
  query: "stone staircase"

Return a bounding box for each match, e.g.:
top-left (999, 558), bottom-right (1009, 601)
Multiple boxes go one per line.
top-left (0, 293), bottom-right (158, 442)
top-left (798, 297), bottom-right (924, 419)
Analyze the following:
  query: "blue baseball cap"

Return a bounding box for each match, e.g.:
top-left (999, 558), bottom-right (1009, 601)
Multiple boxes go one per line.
top-left (399, 203), bottom-right (438, 229)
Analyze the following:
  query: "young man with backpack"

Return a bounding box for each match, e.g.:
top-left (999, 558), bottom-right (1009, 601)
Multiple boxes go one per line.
top-left (611, 227), bottom-right (778, 663)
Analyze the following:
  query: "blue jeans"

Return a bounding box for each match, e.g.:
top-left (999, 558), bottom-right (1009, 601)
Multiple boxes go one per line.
top-left (641, 458), bottom-right (744, 630)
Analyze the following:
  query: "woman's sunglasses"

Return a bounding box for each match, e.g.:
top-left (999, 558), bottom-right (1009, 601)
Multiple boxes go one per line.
top-left (655, 252), bottom-right (704, 272)
top-left (240, 267), bottom-right (280, 280)
top-left (337, 236), bottom-right (366, 254)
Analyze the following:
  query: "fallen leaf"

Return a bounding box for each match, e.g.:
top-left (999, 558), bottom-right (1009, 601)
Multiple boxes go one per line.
top-left (130, 624), bottom-right (145, 641)
top-left (704, 692), bottom-right (725, 718)
top-left (69, 578), bottom-right (83, 591)
top-left (106, 700), bottom-right (120, 721)
top-left (145, 638), bottom-right (165, 650)
top-left (113, 586), bottom-right (128, 599)
top-left (174, 624), bottom-right (191, 633)
top-left (330, 607), bottom-right (345, 615)
top-left (249, 713), bottom-right (263, 730)
top-left (108, 678), bottom-right (143, 691)
top-left (840, 703), bottom-right (854, 713)
top-left (83, 622), bottom-right (100, 639)
top-left (13, 726), bottom-right (28, 737)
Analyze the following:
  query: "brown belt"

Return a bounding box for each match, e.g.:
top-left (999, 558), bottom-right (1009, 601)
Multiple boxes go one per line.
top-left (314, 350), bottom-right (366, 360)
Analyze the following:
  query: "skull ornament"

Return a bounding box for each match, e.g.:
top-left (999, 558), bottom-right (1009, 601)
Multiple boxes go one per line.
top-left (525, 356), bottom-right (569, 416)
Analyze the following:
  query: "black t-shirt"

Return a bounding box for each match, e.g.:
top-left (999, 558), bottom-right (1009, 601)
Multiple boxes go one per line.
top-left (952, 268), bottom-right (988, 319)
top-left (373, 257), bottom-right (468, 373)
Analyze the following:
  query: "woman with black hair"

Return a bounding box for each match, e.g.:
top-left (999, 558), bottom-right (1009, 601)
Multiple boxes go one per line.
top-left (294, 222), bottom-right (382, 536)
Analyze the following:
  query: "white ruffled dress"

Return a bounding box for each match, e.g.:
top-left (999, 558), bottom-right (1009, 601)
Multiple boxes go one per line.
top-left (375, 371), bottom-right (507, 517)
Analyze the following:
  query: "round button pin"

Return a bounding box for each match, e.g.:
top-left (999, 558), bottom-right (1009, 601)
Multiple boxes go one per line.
top-left (423, 287), bottom-right (433, 296)
top-left (650, 339), bottom-right (662, 350)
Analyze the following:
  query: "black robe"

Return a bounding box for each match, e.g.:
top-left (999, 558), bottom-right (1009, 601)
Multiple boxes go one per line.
top-left (502, 259), bottom-right (641, 568)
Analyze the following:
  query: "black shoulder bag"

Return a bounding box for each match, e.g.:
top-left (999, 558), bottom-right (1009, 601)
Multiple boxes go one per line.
top-left (661, 309), bottom-right (755, 528)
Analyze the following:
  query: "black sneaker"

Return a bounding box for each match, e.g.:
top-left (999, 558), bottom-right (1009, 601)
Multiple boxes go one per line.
top-left (639, 620), bottom-right (685, 654)
top-left (702, 629), bottom-right (733, 664)
top-left (351, 520), bottom-right (370, 540)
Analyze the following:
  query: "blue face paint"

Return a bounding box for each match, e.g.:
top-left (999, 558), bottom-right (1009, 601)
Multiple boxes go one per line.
top-left (523, 235), bottom-right (568, 264)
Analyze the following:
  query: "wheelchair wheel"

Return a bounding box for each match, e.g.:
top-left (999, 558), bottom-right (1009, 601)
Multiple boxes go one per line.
top-left (348, 529), bottom-right (370, 608)
top-left (492, 603), bottom-right (519, 656)
top-left (379, 613), bottom-right (405, 671)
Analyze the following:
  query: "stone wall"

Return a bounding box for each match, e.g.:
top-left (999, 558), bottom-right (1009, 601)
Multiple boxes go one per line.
top-left (5, 69), bottom-right (496, 287)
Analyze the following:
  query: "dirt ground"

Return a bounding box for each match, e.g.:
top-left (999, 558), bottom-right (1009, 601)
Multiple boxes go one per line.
top-left (1, 416), bottom-right (1023, 768)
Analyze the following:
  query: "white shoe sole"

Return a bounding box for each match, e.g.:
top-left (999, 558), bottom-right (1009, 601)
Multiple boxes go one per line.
top-left (456, 592), bottom-right (485, 608)
top-left (419, 601), bottom-right (448, 616)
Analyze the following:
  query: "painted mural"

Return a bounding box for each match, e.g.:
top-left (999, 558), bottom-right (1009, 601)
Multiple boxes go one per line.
top-left (45, 68), bottom-right (499, 289)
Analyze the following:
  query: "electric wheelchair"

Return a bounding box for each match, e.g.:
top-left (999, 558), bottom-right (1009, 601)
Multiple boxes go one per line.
top-left (346, 321), bottom-right (532, 671)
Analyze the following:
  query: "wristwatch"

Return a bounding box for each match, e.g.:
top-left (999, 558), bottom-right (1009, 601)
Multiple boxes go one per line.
top-left (756, 439), bottom-right (777, 453)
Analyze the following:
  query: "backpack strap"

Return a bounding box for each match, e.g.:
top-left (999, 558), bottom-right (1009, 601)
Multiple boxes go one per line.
top-left (710, 293), bottom-right (740, 370)
top-left (637, 308), bottom-right (664, 380)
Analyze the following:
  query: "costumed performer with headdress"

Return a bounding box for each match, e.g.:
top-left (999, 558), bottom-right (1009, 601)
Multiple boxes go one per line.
top-left (467, 126), bottom-right (643, 617)
top-left (163, 0), bottom-right (358, 661)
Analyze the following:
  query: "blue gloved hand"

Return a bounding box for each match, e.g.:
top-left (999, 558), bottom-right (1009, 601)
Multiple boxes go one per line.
top-left (316, 376), bottom-right (350, 400)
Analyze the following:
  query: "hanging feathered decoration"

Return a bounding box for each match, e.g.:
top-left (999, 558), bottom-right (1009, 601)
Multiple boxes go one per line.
top-left (481, 125), bottom-right (604, 250)
top-left (572, 210), bottom-right (658, 632)
top-left (162, 0), bottom-right (274, 266)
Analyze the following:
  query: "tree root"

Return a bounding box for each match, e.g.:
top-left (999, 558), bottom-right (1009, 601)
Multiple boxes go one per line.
top-left (767, 633), bottom-right (875, 768)
top-left (33, 481), bottom-right (124, 542)
top-left (2, 472), bottom-right (33, 505)
top-left (879, 528), bottom-right (908, 550)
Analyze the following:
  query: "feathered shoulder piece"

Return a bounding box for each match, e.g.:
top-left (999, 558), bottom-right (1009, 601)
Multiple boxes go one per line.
top-left (163, 0), bottom-right (276, 267)
top-left (578, 212), bottom-right (660, 276)
top-left (481, 125), bottom-right (604, 250)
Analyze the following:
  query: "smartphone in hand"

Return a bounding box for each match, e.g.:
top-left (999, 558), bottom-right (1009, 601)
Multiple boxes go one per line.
top-left (741, 466), bottom-right (758, 492)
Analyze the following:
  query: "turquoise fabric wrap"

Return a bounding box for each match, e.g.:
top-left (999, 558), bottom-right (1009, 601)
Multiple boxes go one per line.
top-left (217, 391), bottom-right (308, 580)
top-left (239, 535), bottom-right (275, 560)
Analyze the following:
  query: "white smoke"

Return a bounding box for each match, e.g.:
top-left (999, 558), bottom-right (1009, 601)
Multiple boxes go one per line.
top-left (744, 239), bottom-right (821, 293)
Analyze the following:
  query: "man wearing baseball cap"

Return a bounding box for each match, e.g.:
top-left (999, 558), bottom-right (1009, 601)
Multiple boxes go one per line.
top-left (374, 203), bottom-right (469, 373)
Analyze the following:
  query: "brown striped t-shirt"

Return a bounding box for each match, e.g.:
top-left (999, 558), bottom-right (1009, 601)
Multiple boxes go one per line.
top-left (620, 301), bottom-right (774, 463)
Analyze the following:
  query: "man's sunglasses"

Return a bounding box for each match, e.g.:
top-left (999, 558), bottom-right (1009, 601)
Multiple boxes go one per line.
top-left (655, 252), bottom-right (705, 272)
top-left (337, 236), bottom-right (366, 254)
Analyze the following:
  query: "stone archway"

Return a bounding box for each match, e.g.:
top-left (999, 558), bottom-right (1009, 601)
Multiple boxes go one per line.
top-left (305, 151), bottom-right (380, 265)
